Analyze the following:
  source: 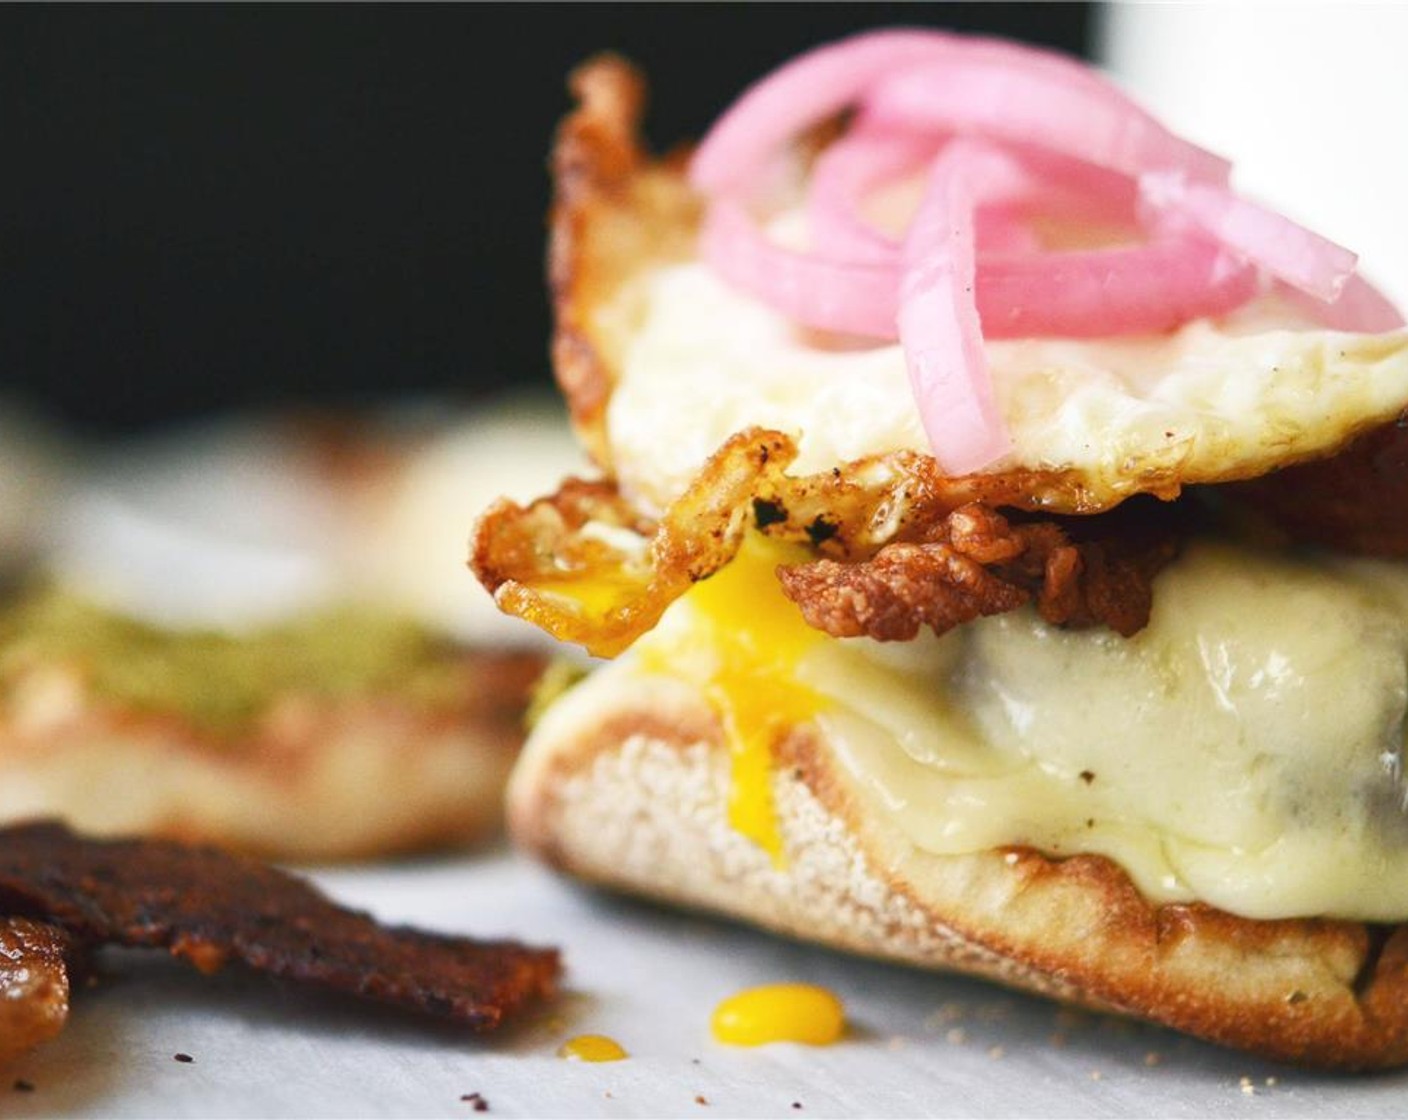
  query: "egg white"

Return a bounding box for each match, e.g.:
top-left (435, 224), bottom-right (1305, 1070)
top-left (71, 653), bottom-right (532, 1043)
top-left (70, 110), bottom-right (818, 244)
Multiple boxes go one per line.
top-left (606, 263), bottom-right (1408, 515)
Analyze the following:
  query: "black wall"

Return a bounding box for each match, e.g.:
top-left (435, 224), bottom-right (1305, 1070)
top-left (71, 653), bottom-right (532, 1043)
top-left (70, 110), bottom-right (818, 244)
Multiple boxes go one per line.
top-left (0, 4), bottom-right (1091, 434)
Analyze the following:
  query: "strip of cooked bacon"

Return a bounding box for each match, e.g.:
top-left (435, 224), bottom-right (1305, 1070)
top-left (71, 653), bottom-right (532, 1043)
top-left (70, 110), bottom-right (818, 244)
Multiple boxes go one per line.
top-left (0, 822), bottom-right (558, 1032)
top-left (775, 501), bottom-right (1181, 641)
top-left (474, 431), bottom-right (792, 658)
top-left (472, 428), bottom-right (1182, 656)
top-left (1221, 418), bottom-right (1408, 557)
top-left (0, 917), bottom-right (76, 1067)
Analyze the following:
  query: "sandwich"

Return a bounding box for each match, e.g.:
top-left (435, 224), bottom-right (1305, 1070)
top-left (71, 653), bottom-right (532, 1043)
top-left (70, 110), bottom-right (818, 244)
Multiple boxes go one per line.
top-left (471, 31), bottom-right (1408, 1068)
top-left (0, 410), bottom-right (568, 861)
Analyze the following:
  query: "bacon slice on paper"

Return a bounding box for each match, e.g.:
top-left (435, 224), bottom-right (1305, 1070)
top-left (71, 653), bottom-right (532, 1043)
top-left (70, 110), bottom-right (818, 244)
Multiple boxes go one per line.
top-left (0, 917), bottom-right (76, 1067)
top-left (0, 822), bottom-right (559, 1044)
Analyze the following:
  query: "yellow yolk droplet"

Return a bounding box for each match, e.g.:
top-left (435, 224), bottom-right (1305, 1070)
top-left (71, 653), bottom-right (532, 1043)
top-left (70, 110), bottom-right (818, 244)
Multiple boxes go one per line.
top-left (710, 983), bottom-right (846, 1047)
top-left (558, 1034), bottom-right (629, 1062)
top-left (533, 573), bottom-right (644, 618)
top-left (682, 536), bottom-right (826, 866)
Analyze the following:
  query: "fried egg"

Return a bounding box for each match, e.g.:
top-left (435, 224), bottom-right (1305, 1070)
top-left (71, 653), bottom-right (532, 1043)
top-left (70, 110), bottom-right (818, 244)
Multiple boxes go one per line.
top-left (605, 260), bottom-right (1408, 516)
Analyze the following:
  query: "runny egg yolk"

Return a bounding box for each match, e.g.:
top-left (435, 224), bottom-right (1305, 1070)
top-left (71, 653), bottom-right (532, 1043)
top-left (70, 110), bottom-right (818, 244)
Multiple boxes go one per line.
top-left (658, 536), bottom-right (826, 865)
top-left (558, 1034), bottom-right (629, 1062)
top-left (711, 983), bottom-right (846, 1047)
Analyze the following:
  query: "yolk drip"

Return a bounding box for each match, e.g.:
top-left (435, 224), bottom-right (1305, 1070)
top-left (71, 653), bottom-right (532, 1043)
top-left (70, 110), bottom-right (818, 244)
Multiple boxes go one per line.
top-left (558, 1034), bottom-right (629, 1062)
top-left (534, 573), bottom-right (643, 617)
top-left (675, 536), bottom-right (826, 865)
top-left (710, 983), bottom-right (846, 1047)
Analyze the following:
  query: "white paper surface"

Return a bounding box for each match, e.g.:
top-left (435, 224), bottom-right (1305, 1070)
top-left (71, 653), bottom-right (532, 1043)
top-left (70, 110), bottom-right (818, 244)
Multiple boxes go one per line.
top-left (7, 848), bottom-right (1407, 1119)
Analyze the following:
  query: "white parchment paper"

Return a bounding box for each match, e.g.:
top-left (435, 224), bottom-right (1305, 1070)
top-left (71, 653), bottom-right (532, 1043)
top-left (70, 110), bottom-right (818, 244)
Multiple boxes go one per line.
top-left (7, 849), bottom-right (1406, 1119)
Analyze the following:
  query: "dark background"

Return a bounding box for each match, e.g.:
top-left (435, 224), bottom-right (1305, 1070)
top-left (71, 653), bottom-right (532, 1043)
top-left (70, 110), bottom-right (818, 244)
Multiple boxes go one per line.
top-left (0, 4), bottom-right (1092, 435)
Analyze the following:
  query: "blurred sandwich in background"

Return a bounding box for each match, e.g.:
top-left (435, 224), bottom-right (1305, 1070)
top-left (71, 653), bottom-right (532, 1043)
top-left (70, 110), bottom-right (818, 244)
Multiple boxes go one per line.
top-left (0, 401), bottom-right (70, 579)
top-left (0, 395), bottom-right (582, 861)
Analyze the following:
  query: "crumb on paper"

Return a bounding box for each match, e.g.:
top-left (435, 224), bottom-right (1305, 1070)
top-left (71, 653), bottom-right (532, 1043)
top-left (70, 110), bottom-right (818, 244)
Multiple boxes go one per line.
top-left (173, 1053), bottom-right (194, 1064)
top-left (987, 1045), bottom-right (1005, 1060)
top-left (945, 1028), bottom-right (967, 1045)
top-left (791, 1104), bottom-right (803, 1111)
top-left (1265, 1076), bottom-right (1279, 1087)
top-left (695, 1095), bottom-right (708, 1106)
top-left (1143, 1051), bottom-right (1162, 1067)
top-left (1239, 1076), bottom-right (1256, 1097)
top-left (460, 1092), bottom-right (489, 1112)
top-left (1089, 1070), bottom-right (1103, 1082)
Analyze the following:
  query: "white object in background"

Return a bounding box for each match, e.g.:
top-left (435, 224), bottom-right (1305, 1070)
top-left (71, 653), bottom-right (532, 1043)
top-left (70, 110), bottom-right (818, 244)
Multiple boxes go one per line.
top-left (1100, 4), bottom-right (1408, 309)
top-left (367, 395), bottom-right (589, 648)
top-left (46, 398), bottom-right (588, 643)
top-left (48, 420), bottom-right (357, 632)
top-left (0, 403), bottom-right (70, 570)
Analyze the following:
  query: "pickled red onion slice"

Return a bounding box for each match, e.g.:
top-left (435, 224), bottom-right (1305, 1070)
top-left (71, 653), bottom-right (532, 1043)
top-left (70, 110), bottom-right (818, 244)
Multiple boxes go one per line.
top-left (860, 60), bottom-right (1231, 186)
top-left (687, 29), bottom-right (1403, 474)
top-left (1283, 274), bottom-right (1407, 333)
top-left (899, 142), bottom-right (1010, 474)
top-left (701, 201), bottom-right (896, 338)
top-left (975, 213), bottom-right (1042, 256)
top-left (691, 28), bottom-right (1230, 195)
top-left (805, 132), bottom-right (935, 261)
top-left (1140, 173), bottom-right (1356, 302)
top-left (808, 130), bottom-right (1144, 259)
top-left (702, 199), bottom-right (1258, 341)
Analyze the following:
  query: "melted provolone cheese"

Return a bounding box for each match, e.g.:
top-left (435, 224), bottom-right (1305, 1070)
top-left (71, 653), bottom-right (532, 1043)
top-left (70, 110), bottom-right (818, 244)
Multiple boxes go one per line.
top-left (615, 537), bottom-right (1408, 922)
top-left (605, 264), bottom-right (1408, 515)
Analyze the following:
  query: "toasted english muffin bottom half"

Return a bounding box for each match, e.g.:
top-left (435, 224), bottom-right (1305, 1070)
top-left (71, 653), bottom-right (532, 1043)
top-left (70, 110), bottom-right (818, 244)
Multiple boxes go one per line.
top-left (473, 47), bottom-right (1408, 1067)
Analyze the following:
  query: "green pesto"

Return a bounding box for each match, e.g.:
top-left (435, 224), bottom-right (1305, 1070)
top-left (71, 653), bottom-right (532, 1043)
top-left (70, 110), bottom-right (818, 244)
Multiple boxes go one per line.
top-left (524, 656), bottom-right (590, 731)
top-left (0, 589), bottom-right (470, 735)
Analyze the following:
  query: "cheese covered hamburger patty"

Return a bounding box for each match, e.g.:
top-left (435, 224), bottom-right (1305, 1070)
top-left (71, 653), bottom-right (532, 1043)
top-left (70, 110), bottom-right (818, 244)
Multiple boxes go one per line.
top-left (473, 52), bottom-right (1408, 1066)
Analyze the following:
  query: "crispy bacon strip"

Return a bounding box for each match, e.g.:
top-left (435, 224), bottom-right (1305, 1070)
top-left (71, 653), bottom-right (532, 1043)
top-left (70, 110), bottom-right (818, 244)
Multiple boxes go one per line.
top-left (472, 429), bottom-right (1182, 655)
top-left (0, 822), bottom-right (558, 1032)
top-left (474, 429), bottom-right (792, 658)
top-left (1223, 418), bottom-right (1408, 557)
top-left (0, 917), bottom-right (76, 1066)
top-left (775, 502), bottom-right (1180, 641)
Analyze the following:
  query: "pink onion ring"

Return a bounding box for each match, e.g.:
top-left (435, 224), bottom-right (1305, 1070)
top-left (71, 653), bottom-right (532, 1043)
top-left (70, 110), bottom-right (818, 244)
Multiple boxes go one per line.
top-left (805, 131), bottom-right (937, 261)
top-left (858, 59), bottom-right (1231, 186)
top-left (688, 29), bottom-right (1403, 474)
top-left (1141, 173), bottom-right (1356, 302)
top-left (703, 200), bottom-right (1259, 342)
top-left (691, 28), bottom-right (1230, 195)
top-left (1282, 274), bottom-right (1407, 333)
top-left (898, 141), bottom-right (1011, 473)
